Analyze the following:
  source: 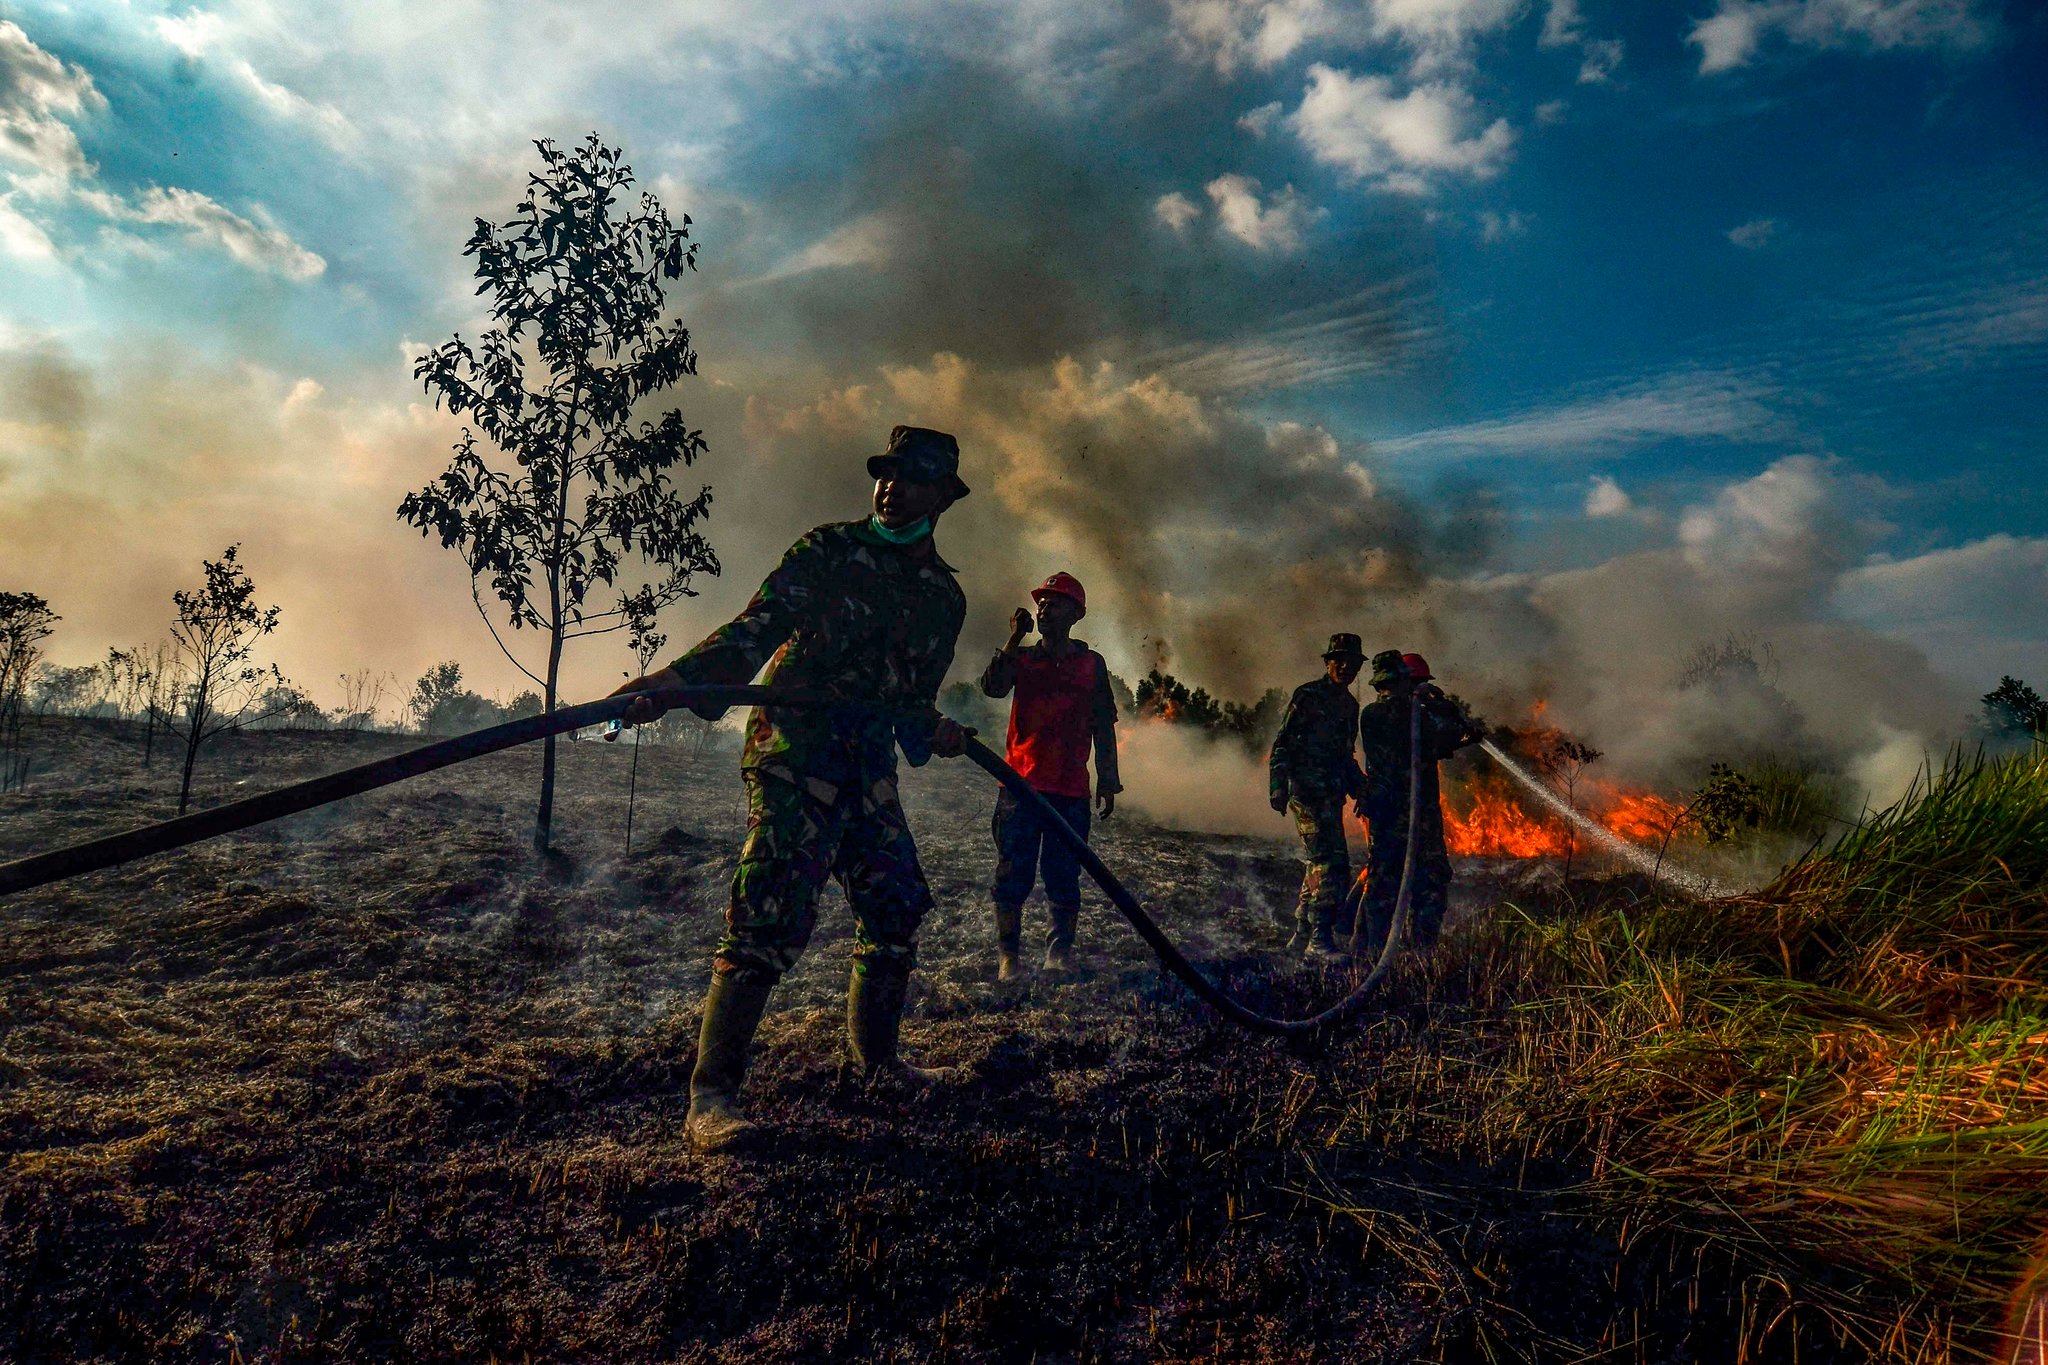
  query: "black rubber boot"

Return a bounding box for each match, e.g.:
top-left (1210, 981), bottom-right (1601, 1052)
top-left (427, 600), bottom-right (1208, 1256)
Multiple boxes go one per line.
top-left (1043, 905), bottom-right (1078, 974)
top-left (993, 901), bottom-right (1024, 981)
top-left (847, 961), bottom-right (954, 1089)
top-left (685, 973), bottom-right (774, 1154)
top-left (1303, 908), bottom-right (1351, 962)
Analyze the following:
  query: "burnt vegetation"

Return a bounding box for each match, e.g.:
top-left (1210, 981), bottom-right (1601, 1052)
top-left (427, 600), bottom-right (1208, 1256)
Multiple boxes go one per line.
top-left (1, 709), bottom-right (2044, 1363)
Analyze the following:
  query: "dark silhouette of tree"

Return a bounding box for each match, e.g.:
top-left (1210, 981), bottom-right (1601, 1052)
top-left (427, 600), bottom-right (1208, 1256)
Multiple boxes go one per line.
top-left (161, 546), bottom-right (289, 815)
top-left (0, 591), bottom-right (58, 792)
top-left (1534, 732), bottom-right (1603, 883)
top-left (398, 132), bottom-right (720, 852)
top-left (107, 642), bottom-right (173, 765)
top-left (1978, 676), bottom-right (2047, 749)
top-left (1690, 762), bottom-right (1764, 844)
top-left (336, 669), bottom-right (396, 738)
top-left (407, 661), bottom-right (502, 736)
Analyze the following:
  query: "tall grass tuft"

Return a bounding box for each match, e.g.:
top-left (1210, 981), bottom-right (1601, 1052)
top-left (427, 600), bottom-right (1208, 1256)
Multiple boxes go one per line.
top-left (1494, 746), bottom-right (2048, 1357)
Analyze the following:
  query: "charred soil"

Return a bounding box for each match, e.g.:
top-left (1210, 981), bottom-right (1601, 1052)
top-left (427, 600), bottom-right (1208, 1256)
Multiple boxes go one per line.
top-left (0, 717), bottom-right (1907, 1362)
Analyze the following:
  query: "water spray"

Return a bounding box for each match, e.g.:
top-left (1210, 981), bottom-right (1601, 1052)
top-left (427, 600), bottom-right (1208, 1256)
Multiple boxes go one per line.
top-left (1476, 738), bottom-right (1732, 898)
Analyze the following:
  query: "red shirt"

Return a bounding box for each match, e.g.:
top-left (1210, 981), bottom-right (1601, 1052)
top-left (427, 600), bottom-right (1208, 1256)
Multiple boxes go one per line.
top-left (981, 643), bottom-right (1120, 799)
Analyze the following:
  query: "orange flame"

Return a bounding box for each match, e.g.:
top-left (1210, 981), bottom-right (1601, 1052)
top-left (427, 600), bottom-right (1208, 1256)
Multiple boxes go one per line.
top-left (1444, 771), bottom-right (1572, 856)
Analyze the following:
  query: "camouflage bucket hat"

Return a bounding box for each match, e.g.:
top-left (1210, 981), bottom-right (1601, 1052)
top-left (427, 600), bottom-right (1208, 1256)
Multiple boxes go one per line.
top-left (1322, 632), bottom-right (1365, 661)
top-left (1369, 649), bottom-right (1408, 687)
top-left (867, 425), bottom-right (970, 501)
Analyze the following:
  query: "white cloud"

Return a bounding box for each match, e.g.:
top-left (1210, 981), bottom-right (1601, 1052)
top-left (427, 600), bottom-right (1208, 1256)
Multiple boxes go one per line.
top-left (1541, 0), bottom-right (1585, 44)
top-left (0, 20), bottom-right (104, 188)
top-left (755, 211), bottom-right (897, 282)
top-left (1153, 190), bottom-right (1202, 234)
top-left (1204, 173), bottom-right (1320, 252)
top-left (1539, 0), bottom-right (1624, 80)
top-left (1836, 534), bottom-right (2048, 686)
top-left (1727, 216), bottom-right (1778, 249)
top-left (1289, 64), bottom-right (1515, 190)
top-left (1479, 208), bottom-right (1526, 241)
top-left (1166, 0), bottom-right (1334, 76)
top-left (1575, 37), bottom-right (1624, 81)
top-left (80, 185), bottom-right (327, 280)
top-left (1236, 100), bottom-right (1284, 137)
top-left (1689, 0), bottom-right (1992, 74)
top-left (1534, 98), bottom-right (1568, 124)
top-left (1375, 370), bottom-right (1781, 457)
top-left (1, 20), bottom-right (324, 280)
top-left (1584, 474), bottom-right (1632, 516)
top-left (1677, 454), bottom-right (1852, 587)
top-left (1691, 3), bottom-right (1770, 72)
top-left (1368, 0), bottom-right (1523, 71)
top-left (0, 189), bottom-right (57, 262)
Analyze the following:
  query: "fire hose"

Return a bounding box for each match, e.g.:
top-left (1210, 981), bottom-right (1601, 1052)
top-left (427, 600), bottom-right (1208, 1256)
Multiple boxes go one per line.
top-left (0, 684), bottom-right (1429, 1039)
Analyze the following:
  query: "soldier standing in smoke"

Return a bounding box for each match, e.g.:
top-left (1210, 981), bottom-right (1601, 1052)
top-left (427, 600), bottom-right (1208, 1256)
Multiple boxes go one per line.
top-left (979, 572), bottom-right (1122, 980)
top-left (1267, 633), bottom-right (1370, 960)
top-left (612, 426), bottom-right (973, 1154)
top-left (1357, 650), bottom-right (1485, 953)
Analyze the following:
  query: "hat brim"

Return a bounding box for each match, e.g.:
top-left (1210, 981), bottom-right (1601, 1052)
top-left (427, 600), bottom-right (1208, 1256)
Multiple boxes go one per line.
top-left (1323, 649), bottom-right (1366, 662)
top-left (868, 455), bottom-right (969, 501)
top-left (1031, 587), bottom-right (1085, 617)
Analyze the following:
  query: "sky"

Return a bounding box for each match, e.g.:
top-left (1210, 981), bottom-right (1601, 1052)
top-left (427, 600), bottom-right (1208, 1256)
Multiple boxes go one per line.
top-left (1, 0), bottom-right (2043, 793)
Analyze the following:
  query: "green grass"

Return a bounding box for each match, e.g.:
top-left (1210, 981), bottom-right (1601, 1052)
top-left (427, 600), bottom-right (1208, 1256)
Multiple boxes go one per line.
top-left (1485, 747), bottom-right (2048, 1358)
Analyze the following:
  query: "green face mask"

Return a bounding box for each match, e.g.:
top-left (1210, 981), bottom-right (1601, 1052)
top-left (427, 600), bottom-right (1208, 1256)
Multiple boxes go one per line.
top-left (868, 514), bottom-right (932, 545)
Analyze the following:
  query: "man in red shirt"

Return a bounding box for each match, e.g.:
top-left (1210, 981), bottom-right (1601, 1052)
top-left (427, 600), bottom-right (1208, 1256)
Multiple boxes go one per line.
top-left (979, 572), bottom-right (1122, 978)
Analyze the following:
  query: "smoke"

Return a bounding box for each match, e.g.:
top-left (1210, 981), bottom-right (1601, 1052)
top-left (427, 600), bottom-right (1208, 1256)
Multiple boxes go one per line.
top-left (1116, 720), bottom-right (1278, 838)
top-left (0, 28), bottom-right (2005, 837)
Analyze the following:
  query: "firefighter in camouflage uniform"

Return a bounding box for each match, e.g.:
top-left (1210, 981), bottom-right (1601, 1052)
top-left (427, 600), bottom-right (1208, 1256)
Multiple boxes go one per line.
top-left (1357, 650), bottom-right (1485, 954)
top-left (1267, 633), bottom-right (1370, 960)
top-left (613, 425), bottom-right (974, 1153)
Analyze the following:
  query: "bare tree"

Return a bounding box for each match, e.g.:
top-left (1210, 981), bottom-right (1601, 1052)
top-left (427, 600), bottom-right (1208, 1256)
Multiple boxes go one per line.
top-left (0, 592), bottom-right (58, 792)
top-left (336, 669), bottom-right (396, 738)
top-left (108, 642), bottom-right (174, 766)
top-left (1535, 732), bottom-right (1602, 886)
top-left (160, 545), bottom-right (291, 815)
top-left (397, 133), bottom-right (720, 852)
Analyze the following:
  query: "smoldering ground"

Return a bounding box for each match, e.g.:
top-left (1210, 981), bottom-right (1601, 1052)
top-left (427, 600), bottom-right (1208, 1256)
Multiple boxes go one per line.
top-left (0, 715), bottom-right (1896, 1363)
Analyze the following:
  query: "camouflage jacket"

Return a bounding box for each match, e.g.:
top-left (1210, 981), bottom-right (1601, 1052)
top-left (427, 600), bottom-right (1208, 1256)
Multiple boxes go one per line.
top-left (667, 519), bottom-right (967, 780)
top-left (1268, 677), bottom-right (1367, 807)
top-left (1358, 691), bottom-right (1483, 839)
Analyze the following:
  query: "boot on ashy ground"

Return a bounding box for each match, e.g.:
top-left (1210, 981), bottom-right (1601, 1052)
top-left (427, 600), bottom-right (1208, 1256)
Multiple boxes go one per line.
top-left (1284, 915), bottom-right (1311, 954)
top-left (1303, 907), bottom-right (1351, 963)
top-left (1042, 904), bottom-right (1078, 974)
top-left (847, 960), bottom-right (957, 1091)
top-left (993, 901), bottom-right (1025, 982)
top-left (686, 973), bottom-right (775, 1154)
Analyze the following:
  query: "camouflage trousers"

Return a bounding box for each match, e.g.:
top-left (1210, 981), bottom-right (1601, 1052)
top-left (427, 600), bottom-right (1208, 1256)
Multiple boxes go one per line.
top-left (1287, 797), bottom-right (1354, 933)
top-left (1363, 828), bottom-right (1453, 950)
top-left (715, 764), bottom-right (934, 984)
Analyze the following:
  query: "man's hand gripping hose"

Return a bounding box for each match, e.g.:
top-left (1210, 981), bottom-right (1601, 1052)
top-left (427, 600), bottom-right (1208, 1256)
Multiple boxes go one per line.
top-left (0, 685), bottom-right (1429, 1039)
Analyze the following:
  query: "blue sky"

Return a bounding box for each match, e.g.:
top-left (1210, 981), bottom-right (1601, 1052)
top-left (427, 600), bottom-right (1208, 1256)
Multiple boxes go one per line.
top-left (1, 0), bottom-right (2043, 784)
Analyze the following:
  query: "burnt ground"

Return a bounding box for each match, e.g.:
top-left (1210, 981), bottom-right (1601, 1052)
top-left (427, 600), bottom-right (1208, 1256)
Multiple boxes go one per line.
top-left (2, 718), bottom-right (1835, 1363)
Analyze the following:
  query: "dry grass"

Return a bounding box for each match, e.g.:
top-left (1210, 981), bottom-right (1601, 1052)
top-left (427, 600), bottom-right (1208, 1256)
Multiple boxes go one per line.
top-left (2, 718), bottom-right (2041, 1361)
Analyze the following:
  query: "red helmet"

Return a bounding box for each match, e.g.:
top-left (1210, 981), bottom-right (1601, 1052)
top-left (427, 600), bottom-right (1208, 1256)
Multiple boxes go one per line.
top-left (1031, 571), bottom-right (1086, 616)
top-left (1401, 652), bottom-right (1433, 682)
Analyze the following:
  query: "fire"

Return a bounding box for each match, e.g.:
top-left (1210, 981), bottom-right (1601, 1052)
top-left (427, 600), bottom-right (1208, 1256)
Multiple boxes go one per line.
top-left (1600, 790), bottom-right (1685, 844)
top-left (1444, 771), bottom-right (1571, 857)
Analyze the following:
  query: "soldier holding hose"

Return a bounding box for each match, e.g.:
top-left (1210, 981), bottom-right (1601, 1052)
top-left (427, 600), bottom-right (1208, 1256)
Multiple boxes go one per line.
top-left (1357, 650), bottom-right (1485, 953)
top-left (1267, 633), bottom-right (1371, 961)
top-left (612, 425), bottom-right (973, 1154)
